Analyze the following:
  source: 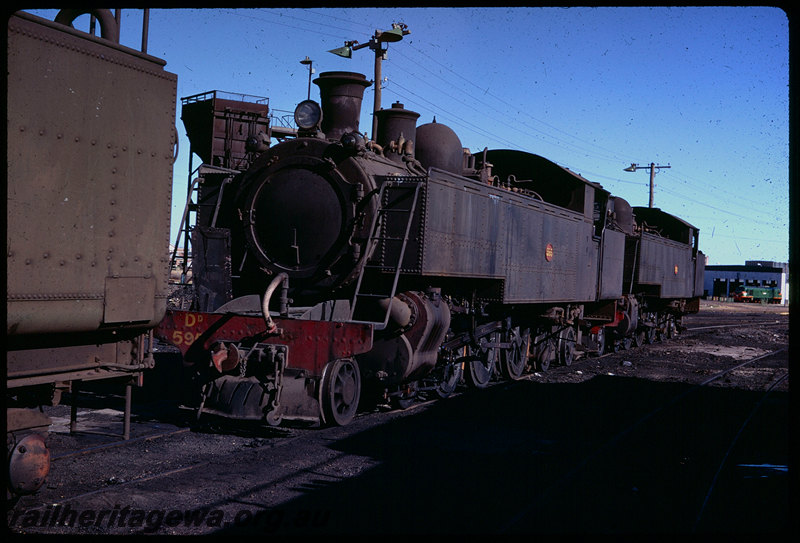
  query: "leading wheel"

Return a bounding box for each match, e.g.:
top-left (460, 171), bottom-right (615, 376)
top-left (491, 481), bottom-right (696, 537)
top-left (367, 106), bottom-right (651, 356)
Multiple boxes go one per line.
top-left (320, 358), bottom-right (361, 426)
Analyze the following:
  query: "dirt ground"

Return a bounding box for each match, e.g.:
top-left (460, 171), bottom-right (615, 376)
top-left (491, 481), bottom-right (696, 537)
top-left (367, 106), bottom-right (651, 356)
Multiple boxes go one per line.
top-left (529, 299), bottom-right (790, 393)
top-left (7, 299), bottom-right (791, 535)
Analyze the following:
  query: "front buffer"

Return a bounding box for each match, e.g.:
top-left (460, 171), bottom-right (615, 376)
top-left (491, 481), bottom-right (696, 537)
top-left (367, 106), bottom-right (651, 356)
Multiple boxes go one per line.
top-left (155, 310), bottom-right (372, 427)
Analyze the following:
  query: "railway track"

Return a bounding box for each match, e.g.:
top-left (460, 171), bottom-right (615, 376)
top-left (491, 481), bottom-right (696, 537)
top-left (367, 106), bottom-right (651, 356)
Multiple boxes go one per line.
top-left (685, 319), bottom-right (785, 332)
top-left (9, 341), bottom-right (788, 535)
top-left (43, 327), bottom-right (783, 472)
top-left (500, 347), bottom-right (789, 533)
top-left (692, 367), bottom-right (788, 532)
top-left (36, 320), bottom-right (751, 468)
top-left (51, 427), bottom-right (192, 462)
top-left (9, 299), bottom-right (789, 534)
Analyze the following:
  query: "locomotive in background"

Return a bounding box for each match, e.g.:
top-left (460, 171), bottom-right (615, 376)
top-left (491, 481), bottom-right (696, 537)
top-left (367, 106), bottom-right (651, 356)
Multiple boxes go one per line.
top-left (160, 70), bottom-right (704, 427)
top-left (6, 10), bottom-right (177, 496)
top-left (732, 285), bottom-right (782, 304)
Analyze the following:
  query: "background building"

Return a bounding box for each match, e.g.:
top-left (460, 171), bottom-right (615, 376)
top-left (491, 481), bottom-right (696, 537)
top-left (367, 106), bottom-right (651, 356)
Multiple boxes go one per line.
top-left (704, 260), bottom-right (788, 304)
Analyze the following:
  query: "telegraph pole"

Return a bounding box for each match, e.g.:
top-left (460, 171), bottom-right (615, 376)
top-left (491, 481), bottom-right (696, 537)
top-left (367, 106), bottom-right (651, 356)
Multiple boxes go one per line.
top-left (624, 162), bottom-right (671, 208)
top-left (300, 56), bottom-right (313, 100)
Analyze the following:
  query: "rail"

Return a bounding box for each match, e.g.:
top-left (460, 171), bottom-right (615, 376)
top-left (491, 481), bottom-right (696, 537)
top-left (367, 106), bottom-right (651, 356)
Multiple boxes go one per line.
top-left (500, 347), bottom-right (788, 533)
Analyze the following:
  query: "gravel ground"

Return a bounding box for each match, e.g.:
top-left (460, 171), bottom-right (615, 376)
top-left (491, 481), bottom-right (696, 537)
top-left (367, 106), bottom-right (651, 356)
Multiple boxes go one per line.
top-left (529, 299), bottom-right (790, 392)
top-left (7, 299), bottom-right (791, 535)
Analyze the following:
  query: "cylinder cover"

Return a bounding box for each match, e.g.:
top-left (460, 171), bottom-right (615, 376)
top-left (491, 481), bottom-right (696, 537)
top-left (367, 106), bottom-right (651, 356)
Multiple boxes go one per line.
top-left (356, 291), bottom-right (451, 384)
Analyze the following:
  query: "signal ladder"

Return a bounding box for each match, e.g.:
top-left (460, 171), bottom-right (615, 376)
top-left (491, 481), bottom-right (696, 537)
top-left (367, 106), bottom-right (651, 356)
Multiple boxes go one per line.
top-left (349, 179), bottom-right (422, 329)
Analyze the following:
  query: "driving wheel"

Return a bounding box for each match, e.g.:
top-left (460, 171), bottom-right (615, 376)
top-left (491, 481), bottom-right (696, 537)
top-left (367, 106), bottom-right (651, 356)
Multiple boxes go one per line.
top-left (320, 358), bottom-right (361, 426)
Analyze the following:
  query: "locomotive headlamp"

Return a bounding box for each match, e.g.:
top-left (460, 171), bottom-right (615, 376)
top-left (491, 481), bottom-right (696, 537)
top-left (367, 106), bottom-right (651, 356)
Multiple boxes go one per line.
top-left (294, 100), bottom-right (322, 131)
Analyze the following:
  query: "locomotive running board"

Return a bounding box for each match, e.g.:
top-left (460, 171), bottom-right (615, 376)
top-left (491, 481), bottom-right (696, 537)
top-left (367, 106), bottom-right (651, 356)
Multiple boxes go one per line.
top-left (349, 179), bottom-right (422, 329)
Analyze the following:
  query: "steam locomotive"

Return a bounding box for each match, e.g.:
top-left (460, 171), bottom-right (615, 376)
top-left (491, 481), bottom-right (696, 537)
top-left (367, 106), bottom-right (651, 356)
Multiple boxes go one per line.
top-left (157, 70), bottom-right (705, 427)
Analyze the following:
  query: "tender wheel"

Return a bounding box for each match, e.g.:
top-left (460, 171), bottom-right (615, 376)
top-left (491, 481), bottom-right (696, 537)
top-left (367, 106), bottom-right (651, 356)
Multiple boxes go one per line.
top-left (557, 326), bottom-right (576, 366)
top-left (501, 327), bottom-right (530, 380)
top-left (320, 358), bottom-right (361, 426)
top-left (435, 360), bottom-right (464, 399)
top-left (464, 335), bottom-right (497, 388)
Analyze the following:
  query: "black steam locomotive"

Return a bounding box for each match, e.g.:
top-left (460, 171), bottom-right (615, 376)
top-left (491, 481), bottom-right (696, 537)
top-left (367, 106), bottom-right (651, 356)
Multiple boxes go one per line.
top-left (157, 70), bottom-right (704, 427)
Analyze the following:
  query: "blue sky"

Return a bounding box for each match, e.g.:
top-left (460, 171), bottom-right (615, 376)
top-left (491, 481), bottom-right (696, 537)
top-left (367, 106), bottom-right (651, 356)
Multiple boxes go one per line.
top-left (27, 7), bottom-right (790, 265)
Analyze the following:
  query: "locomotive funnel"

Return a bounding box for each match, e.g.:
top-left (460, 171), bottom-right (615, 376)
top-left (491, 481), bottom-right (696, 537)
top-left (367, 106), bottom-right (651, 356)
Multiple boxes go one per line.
top-left (314, 71), bottom-right (371, 141)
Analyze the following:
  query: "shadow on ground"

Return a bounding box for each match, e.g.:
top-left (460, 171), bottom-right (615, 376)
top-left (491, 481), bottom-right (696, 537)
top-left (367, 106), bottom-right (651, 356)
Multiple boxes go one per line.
top-left (212, 374), bottom-right (789, 535)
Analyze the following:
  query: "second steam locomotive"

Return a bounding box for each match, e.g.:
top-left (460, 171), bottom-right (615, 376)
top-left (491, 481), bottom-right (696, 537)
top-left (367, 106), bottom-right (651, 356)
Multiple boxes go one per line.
top-left (158, 70), bottom-right (705, 426)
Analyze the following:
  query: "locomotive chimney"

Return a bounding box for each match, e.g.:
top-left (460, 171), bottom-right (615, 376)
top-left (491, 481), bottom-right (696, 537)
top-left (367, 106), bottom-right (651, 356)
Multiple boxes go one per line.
top-left (375, 101), bottom-right (420, 163)
top-left (313, 71), bottom-right (371, 142)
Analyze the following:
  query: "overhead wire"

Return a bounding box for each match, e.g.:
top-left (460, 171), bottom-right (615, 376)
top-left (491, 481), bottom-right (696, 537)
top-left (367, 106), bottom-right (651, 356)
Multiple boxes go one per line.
top-left (299, 7), bottom-right (630, 166)
top-left (242, 8), bottom-right (786, 257)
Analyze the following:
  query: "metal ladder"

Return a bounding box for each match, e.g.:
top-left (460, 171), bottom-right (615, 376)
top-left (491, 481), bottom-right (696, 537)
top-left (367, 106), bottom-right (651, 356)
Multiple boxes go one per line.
top-left (349, 180), bottom-right (422, 329)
